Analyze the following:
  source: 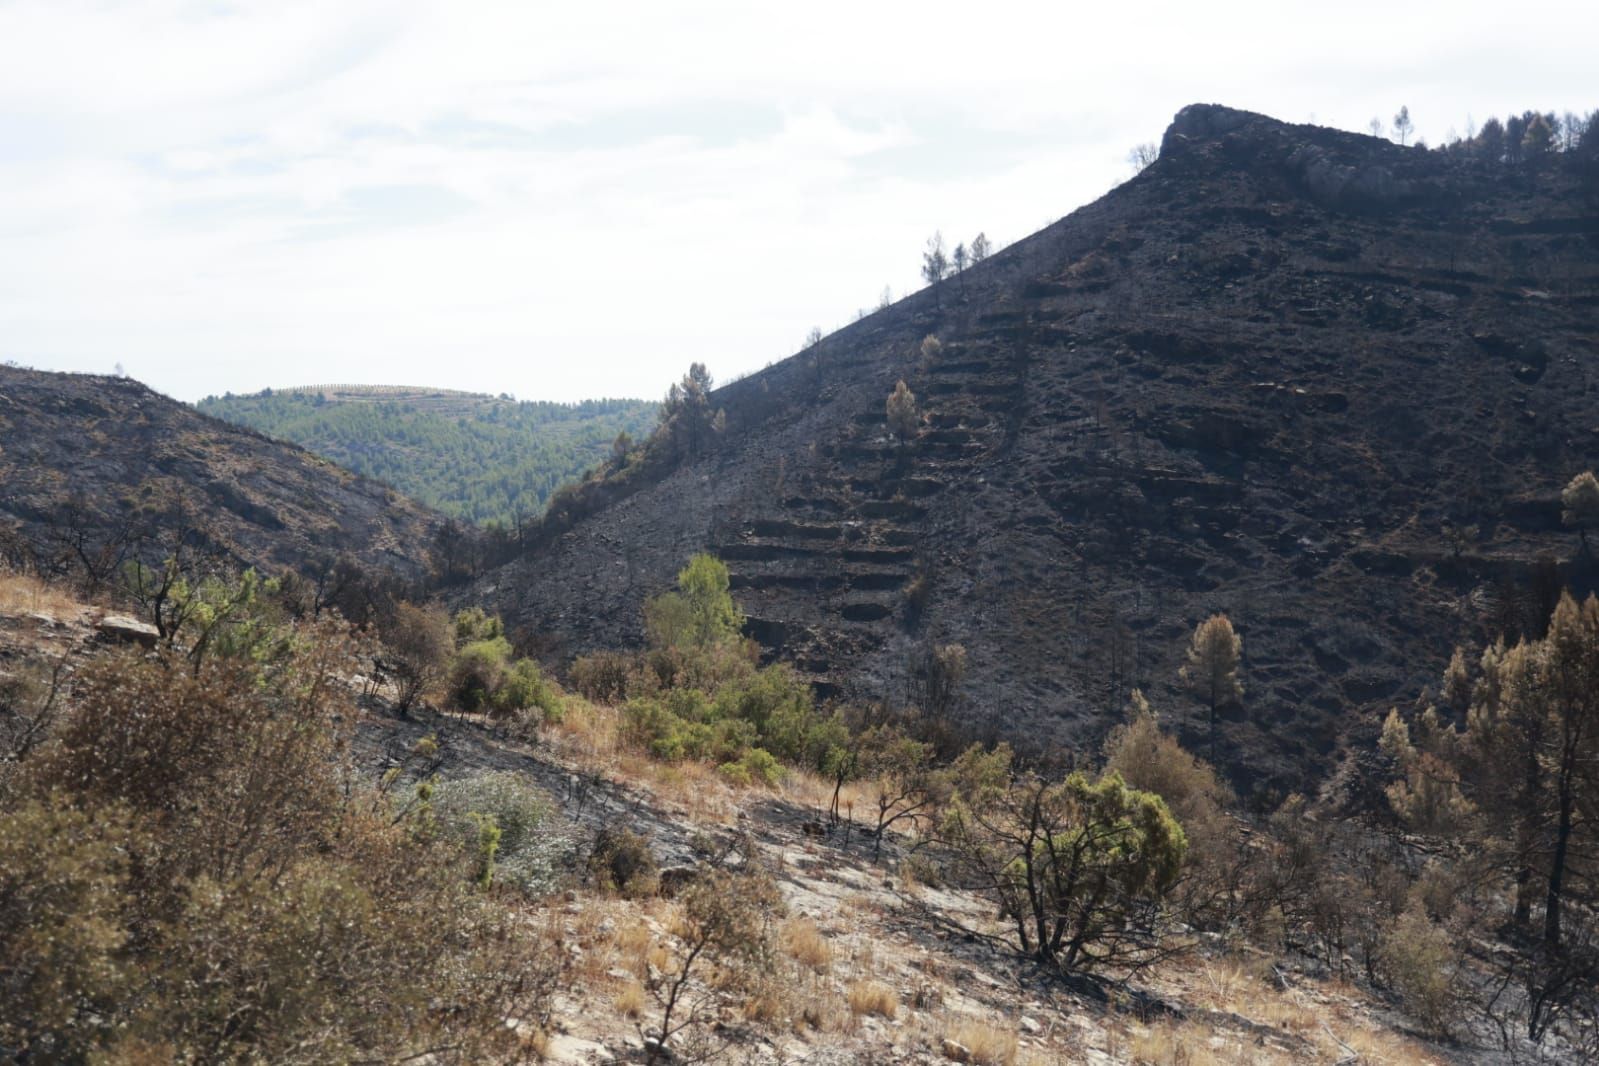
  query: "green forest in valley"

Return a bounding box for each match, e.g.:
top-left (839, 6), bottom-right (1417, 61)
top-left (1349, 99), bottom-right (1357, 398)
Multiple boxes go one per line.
top-left (198, 387), bottom-right (657, 527)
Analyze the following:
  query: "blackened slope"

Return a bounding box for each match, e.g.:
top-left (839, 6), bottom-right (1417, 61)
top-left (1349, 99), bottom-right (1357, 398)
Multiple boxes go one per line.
top-left (0, 367), bottom-right (450, 581)
top-left (480, 104), bottom-right (1599, 791)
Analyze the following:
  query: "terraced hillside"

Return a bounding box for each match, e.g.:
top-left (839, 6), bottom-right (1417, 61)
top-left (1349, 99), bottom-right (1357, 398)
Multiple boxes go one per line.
top-left (479, 104), bottom-right (1599, 791)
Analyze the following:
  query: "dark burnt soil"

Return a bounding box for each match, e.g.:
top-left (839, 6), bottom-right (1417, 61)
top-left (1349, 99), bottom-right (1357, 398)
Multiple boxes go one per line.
top-left (479, 104), bottom-right (1599, 794)
top-left (0, 367), bottom-right (449, 582)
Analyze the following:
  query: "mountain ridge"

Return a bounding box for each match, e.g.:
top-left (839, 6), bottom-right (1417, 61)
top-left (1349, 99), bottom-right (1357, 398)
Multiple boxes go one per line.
top-left (476, 102), bottom-right (1599, 792)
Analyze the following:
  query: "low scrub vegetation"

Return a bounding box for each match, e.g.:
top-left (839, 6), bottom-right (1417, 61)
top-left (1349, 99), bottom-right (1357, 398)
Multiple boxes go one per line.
top-left (0, 603), bottom-right (564, 1062)
top-left (9, 524), bottom-right (1599, 1060)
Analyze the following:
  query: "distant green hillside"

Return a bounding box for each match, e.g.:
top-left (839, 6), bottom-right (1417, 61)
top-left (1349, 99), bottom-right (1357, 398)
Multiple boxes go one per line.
top-left (197, 386), bottom-right (657, 527)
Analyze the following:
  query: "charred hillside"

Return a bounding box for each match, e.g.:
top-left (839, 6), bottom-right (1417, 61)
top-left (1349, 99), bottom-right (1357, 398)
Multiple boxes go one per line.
top-left (481, 104), bottom-right (1599, 791)
top-left (0, 367), bottom-right (451, 584)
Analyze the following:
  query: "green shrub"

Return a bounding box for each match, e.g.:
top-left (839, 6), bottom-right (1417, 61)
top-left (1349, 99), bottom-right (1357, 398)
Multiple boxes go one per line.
top-left (453, 606), bottom-right (505, 646)
top-left (450, 637), bottom-right (512, 712)
top-left (719, 747), bottom-right (783, 788)
top-left (718, 759), bottom-right (753, 787)
top-left (945, 770), bottom-right (1186, 973)
top-left (644, 554), bottom-right (744, 651)
top-left (383, 603), bottom-right (453, 712)
top-left (795, 710), bottom-right (852, 774)
top-left (643, 639), bottom-right (757, 694)
top-left (685, 717), bottom-right (757, 763)
top-left (493, 658), bottom-right (561, 721)
top-left (887, 379), bottom-right (919, 440)
top-left (1101, 693), bottom-right (1245, 928)
top-left (623, 693), bottom-right (694, 759)
top-left (712, 664), bottom-right (816, 759)
top-left (623, 689), bottom-right (756, 763)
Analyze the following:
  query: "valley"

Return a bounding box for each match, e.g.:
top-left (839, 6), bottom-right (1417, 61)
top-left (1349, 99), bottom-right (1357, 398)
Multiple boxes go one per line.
top-left (198, 385), bottom-right (656, 529)
top-left (3, 99), bottom-right (1598, 1064)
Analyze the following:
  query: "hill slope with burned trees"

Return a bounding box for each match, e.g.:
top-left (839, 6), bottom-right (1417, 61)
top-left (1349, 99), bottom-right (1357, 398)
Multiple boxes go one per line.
top-left (480, 103), bottom-right (1599, 792)
top-left (0, 367), bottom-right (457, 593)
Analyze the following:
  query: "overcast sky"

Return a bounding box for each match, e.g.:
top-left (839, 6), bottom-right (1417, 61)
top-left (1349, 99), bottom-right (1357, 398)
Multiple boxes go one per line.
top-left (1, 1), bottom-right (1594, 404)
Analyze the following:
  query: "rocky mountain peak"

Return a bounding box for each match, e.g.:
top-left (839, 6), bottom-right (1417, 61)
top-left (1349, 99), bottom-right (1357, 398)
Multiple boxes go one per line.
top-left (1159, 102), bottom-right (1265, 153)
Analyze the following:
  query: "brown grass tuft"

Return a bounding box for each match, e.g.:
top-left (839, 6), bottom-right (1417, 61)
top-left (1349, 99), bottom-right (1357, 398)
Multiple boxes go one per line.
top-left (613, 979), bottom-right (646, 1019)
top-left (780, 917), bottom-right (832, 972)
top-left (742, 988), bottom-right (786, 1025)
top-left (943, 1018), bottom-right (1018, 1066)
top-left (614, 918), bottom-right (654, 977)
top-left (798, 991), bottom-right (850, 1033)
top-left (0, 570), bottom-right (85, 618)
top-left (1130, 1022), bottom-right (1232, 1065)
top-left (847, 979), bottom-right (898, 1019)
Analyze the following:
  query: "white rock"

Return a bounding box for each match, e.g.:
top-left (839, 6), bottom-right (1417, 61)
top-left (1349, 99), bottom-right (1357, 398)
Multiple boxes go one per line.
top-left (95, 614), bottom-right (159, 648)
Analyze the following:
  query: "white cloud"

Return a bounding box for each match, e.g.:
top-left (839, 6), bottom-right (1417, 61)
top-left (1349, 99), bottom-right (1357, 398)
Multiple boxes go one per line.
top-left (0, 0), bottom-right (1595, 401)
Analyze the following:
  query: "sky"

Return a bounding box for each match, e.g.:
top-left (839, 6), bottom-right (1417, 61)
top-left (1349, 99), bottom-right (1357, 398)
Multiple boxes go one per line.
top-left (0, 1), bottom-right (1594, 405)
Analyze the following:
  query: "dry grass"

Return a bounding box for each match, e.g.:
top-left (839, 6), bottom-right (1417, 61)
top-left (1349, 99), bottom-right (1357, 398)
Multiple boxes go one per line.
top-left (847, 979), bottom-right (898, 1020)
top-left (519, 1027), bottom-right (552, 1060)
top-left (1127, 1019), bottom-right (1399, 1066)
top-left (541, 692), bottom-right (937, 849)
top-left (546, 694), bottom-right (885, 833)
top-left (780, 917), bottom-right (833, 972)
top-left (1161, 957), bottom-right (1446, 1065)
top-left (571, 918), bottom-right (618, 982)
top-left (1341, 1024), bottom-right (1447, 1064)
top-left (1131, 1021), bottom-right (1250, 1065)
top-left (842, 892), bottom-right (882, 921)
top-left (613, 979), bottom-right (646, 1020)
top-left (1014, 1054), bottom-right (1057, 1066)
top-left (741, 987), bottom-right (786, 1026)
top-left (566, 896), bottom-right (674, 986)
top-left (0, 570), bottom-right (85, 618)
top-left (779, 766), bottom-right (872, 815)
top-left (943, 1017), bottom-right (1018, 1066)
top-left (545, 698), bottom-right (745, 824)
top-left (614, 919), bottom-right (655, 979)
top-left (549, 697), bottom-right (623, 763)
top-left (645, 759), bottom-right (740, 823)
top-left (909, 979), bottom-right (944, 1011)
top-left (797, 990), bottom-right (850, 1033)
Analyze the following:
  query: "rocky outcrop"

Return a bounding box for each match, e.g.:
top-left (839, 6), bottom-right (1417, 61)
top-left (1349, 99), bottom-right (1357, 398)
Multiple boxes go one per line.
top-left (1159, 102), bottom-right (1256, 154)
top-left (1160, 102), bottom-right (1443, 212)
top-left (1287, 142), bottom-right (1411, 208)
top-left (95, 614), bottom-right (159, 648)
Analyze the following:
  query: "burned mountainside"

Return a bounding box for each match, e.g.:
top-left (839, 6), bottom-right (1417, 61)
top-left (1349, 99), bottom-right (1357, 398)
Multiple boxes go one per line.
top-left (480, 103), bottom-right (1599, 793)
top-left (0, 367), bottom-right (452, 584)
